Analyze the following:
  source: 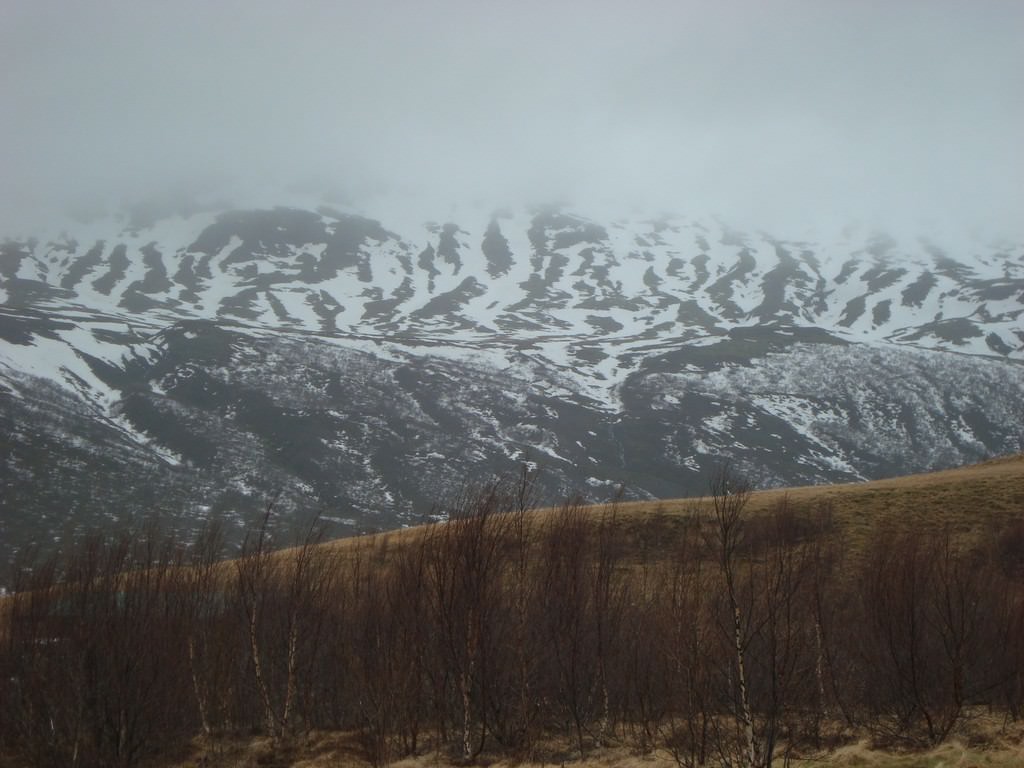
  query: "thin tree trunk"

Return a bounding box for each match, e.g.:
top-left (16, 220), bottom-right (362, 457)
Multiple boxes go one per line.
top-left (282, 619), bottom-right (300, 735)
top-left (187, 635), bottom-right (212, 736)
top-left (247, 600), bottom-right (278, 739)
top-left (461, 666), bottom-right (472, 760)
top-left (731, 600), bottom-right (757, 768)
top-left (814, 618), bottom-right (828, 719)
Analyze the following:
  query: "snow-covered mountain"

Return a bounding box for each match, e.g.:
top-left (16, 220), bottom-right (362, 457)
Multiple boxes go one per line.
top-left (2, 201), bottom-right (1022, 569)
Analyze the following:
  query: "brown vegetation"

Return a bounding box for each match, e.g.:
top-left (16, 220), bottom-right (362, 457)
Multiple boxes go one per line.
top-left (1, 457), bottom-right (1022, 768)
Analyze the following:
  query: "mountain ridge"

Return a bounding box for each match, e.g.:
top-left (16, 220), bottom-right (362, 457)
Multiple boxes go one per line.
top-left (1, 202), bottom-right (1021, 574)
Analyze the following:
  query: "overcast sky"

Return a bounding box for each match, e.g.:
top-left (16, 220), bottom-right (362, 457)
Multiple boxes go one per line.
top-left (2, 0), bottom-right (1022, 238)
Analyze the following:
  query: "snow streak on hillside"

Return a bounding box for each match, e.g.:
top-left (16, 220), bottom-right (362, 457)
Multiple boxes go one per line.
top-left (1, 203), bottom-right (1022, 573)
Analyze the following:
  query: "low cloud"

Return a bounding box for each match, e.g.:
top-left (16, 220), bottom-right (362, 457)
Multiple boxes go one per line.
top-left (2, 0), bottom-right (1022, 239)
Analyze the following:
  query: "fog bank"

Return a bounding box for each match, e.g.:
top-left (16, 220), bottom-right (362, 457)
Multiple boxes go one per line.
top-left (2, 0), bottom-right (1022, 239)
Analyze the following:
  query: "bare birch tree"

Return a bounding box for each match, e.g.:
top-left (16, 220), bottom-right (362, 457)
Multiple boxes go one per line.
top-left (707, 463), bottom-right (758, 768)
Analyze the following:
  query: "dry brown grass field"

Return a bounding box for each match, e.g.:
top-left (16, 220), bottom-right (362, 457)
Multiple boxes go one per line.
top-left (319, 453), bottom-right (1024, 568)
top-left (165, 718), bottom-right (1024, 768)
top-left (626, 453), bottom-right (1024, 521)
top-left (614, 453), bottom-right (1024, 558)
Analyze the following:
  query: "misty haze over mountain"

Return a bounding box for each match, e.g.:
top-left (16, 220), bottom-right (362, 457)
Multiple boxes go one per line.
top-left (2, 0), bottom-right (1022, 240)
top-left (1, 1), bottom-right (1023, 568)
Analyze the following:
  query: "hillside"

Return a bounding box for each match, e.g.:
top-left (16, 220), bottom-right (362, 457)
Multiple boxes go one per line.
top-left (616, 452), bottom-right (1024, 551)
top-left (317, 453), bottom-right (1024, 567)
top-left (2, 204), bottom-right (1023, 575)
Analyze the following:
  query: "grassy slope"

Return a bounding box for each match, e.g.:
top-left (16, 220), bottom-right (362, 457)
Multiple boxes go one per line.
top-left (618, 452), bottom-right (1024, 548)
top-left (318, 453), bottom-right (1024, 566)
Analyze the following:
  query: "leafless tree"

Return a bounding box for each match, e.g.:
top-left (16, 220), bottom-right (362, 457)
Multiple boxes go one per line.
top-left (235, 504), bottom-right (339, 741)
top-left (706, 463), bottom-right (760, 768)
top-left (426, 481), bottom-right (514, 759)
